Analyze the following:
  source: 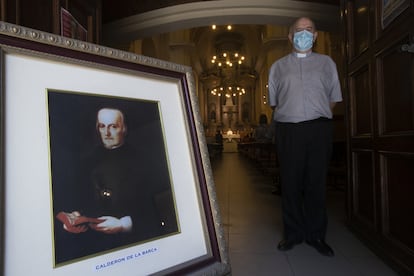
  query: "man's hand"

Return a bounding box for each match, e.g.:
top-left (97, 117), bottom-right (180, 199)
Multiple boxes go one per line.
top-left (90, 216), bottom-right (132, 234)
top-left (56, 211), bottom-right (88, 233)
top-left (56, 211), bottom-right (104, 234)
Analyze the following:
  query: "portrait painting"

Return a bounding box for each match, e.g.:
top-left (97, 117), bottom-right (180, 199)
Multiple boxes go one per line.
top-left (381, 0), bottom-right (410, 28)
top-left (47, 90), bottom-right (179, 266)
top-left (1, 22), bottom-right (230, 276)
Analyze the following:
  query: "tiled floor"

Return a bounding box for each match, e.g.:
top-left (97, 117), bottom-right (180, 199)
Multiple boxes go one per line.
top-left (211, 153), bottom-right (398, 276)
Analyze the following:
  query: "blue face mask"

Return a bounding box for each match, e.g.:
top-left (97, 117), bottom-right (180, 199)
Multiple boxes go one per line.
top-left (293, 30), bottom-right (314, 52)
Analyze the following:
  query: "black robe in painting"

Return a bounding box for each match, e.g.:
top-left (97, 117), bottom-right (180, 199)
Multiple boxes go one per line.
top-left (53, 143), bottom-right (178, 264)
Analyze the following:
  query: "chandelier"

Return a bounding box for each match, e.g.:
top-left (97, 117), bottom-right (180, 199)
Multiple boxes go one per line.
top-left (208, 29), bottom-right (247, 98)
top-left (211, 51), bottom-right (245, 68)
top-left (210, 28), bottom-right (246, 68)
top-left (210, 84), bottom-right (246, 98)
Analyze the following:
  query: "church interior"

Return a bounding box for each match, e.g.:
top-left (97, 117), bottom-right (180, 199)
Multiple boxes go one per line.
top-left (1, 0), bottom-right (413, 275)
top-left (101, 1), bottom-right (346, 145)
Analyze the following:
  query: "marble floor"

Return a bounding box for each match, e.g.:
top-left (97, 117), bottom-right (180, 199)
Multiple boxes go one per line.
top-left (210, 153), bottom-right (399, 276)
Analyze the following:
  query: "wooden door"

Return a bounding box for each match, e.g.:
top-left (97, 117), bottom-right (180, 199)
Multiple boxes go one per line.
top-left (343, 0), bottom-right (414, 274)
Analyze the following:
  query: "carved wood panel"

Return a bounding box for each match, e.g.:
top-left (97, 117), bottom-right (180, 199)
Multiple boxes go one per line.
top-left (352, 150), bottom-right (376, 229)
top-left (381, 153), bottom-right (414, 251)
top-left (347, 0), bottom-right (370, 59)
top-left (349, 65), bottom-right (372, 136)
top-left (344, 0), bottom-right (414, 274)
top-left (377, 35), bottom-right (414, 134)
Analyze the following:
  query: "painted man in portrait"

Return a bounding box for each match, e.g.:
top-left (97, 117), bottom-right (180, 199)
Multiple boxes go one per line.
top-left (50, 94), bottom-right (178, 265)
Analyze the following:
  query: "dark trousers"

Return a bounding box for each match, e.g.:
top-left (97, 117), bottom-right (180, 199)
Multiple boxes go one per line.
top-left (275, 118), bottom-right (332, 242)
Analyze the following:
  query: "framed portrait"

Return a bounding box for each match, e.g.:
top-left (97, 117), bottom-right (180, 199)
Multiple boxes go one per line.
top-left (381, 0), bottom-right (410, 29)
top-left (0, 22), bottom-right (230, 276)
top-left (60, 7), bottom-right (88, 41)
top-left (53, 0), bottom-right (101, 43)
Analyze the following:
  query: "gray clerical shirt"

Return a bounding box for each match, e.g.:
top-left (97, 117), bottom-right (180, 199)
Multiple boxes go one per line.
top-left (268, 52), bottom-right (342, 123)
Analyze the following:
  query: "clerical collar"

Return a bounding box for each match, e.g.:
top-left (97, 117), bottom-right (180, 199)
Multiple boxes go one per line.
top-left (294, 51), bottom-right (312, 58)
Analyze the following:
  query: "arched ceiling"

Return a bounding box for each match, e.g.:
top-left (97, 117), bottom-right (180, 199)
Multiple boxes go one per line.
top-left (102, 0), bottom-right (341, 44)
top-left (101, 0), bottom-right (342, 96)
top-left (102, 0), bottom-right (340, 23)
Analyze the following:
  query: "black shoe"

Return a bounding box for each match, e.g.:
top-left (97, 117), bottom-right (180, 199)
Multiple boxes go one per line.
top-left (306, 239), bottom-right (334, 257)
top-left (277, 239), bottom-right (302, 251)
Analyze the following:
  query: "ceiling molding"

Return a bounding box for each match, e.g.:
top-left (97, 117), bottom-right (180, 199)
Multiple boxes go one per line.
top-left (102, 0), bottom-right (340, 45)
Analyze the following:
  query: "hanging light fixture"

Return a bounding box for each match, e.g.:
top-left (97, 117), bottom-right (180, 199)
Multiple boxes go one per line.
top-left (210, 83), bottom-right (246, 97)
top-left (211, 51), bottom-right (245, 68)
top-left (208, 28), bottom-right (247, 98)
top-left (210, 27), bottom-right (246, 69)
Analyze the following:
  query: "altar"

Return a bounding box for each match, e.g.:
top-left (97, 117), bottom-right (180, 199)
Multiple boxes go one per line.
top-left (222, 133), bottom-right (240, 152)
top-left (222, 133), bottom-right (240, 142)
top-left (222, 140), bottom-right (238, 152)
